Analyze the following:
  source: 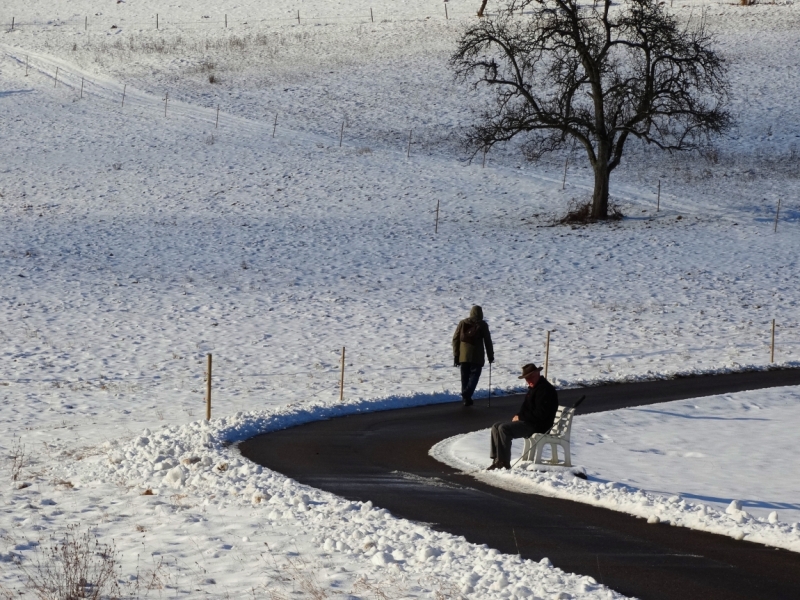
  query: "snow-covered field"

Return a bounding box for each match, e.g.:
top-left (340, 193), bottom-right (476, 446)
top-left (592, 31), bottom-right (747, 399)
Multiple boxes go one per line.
top-left (1, 0), bottom-right (799, 597)
top-left (431, 386), bottom-right (800, 554)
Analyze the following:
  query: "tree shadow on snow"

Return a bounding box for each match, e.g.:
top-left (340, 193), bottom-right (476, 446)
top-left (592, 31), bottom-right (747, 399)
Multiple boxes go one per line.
top-left (0, 89), bottom-right (34, 99)
top-left (634, 408), bottom-right (769, 422)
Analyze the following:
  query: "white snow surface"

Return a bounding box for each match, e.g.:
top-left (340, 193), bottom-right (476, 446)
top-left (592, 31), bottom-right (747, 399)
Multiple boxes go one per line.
top-left (431, 387), bottom-right (800, 553)
top-left (1, 0), bottom-right (799, 596)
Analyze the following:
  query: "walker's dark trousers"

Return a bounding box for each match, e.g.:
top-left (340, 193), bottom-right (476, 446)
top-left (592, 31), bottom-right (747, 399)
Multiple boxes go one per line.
top-left (460, 363), bottom-right (483, 401)
top-left (490, 421), bottom-right (536, 466)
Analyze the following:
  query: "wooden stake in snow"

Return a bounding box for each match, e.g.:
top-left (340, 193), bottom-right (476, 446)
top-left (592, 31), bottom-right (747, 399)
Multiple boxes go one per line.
top-left (156, 14), bottom-right (159, 30)
top-left (774, 198), bottom-right (782, 233)
top-left (206, 353), bottom-right (212, 421)
top-left (85, 16), bottom-right (87, 31)
top-left (407, 129), bottom-right (412, 158)
top-left (225, 14), bottom-right (227, 28)
top-left (297, 10), bottom-right (301, 24)
top-left (371, 8), bottom-right (374, 22)
top-left (80, 77), bottom-right (84, 99)
top-left (54, 67), bottom-right (59, 88)
top-left (435, 199), bottom-right (440, 234)
top-left (339, 347), bottom-right (346, 403)
top-left (657, 179), bottom-right (661, 211)
top-left (445, 3), bottom-right (449, 19)
top-left (482, 148), bottom-right (487, 168)
top-left (164, 91), bottom-right (168, 117)
top-left (339, 121), bottom-right (344, 147)
top-left (272, 114), bottom-right (278, 138)
top-left (771, 319), bottom-right (776, 363)
top-left (121, 84), bottom-right (126, 108)
top-left (11, 17), bottom-right (14, 31)
top-left (562, 158), bottom-right (568, 190)
top-left (25, 55), bottom-right (29, 77)
top-left (215, 105), bottom-right (220, 129)
top-left (544, 330), bottom-right (551, 380)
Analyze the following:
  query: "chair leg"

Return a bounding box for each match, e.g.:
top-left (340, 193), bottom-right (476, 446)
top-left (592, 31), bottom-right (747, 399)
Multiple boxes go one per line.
top-left (562, 442), bottom-right (571, 468)
top-left (533, 440), bottom-right (544, 464)
top-left (522, 438), bottom-right (531, 462)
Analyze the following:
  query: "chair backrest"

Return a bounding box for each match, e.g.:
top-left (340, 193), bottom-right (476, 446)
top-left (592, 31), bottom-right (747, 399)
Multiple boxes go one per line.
top-left (548, 406), bottom-right (575, 441)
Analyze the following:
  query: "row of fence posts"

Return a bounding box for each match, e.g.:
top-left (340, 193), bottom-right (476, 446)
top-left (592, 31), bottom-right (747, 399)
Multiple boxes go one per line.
top-left (200, 321), bottom-right (782, 420)
top-left (7, 4), bottom-right (456, 32)
top-left (9, 2), bottom-right (692, 34)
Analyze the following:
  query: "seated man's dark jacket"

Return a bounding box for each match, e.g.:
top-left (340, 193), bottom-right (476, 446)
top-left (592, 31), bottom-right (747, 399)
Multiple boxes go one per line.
top-left (517, 378), bottom-right (559, 433)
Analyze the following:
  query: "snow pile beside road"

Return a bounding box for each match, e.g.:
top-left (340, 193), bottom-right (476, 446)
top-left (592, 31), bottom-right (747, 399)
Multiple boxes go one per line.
top-left (85, 402), bottom-right (624, 600)
top-left (431, 386), bottom-right (800, 553)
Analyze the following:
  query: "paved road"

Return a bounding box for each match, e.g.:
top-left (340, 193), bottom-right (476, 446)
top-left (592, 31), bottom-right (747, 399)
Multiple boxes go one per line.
top-left (240, 369), bottom-right (800, 600)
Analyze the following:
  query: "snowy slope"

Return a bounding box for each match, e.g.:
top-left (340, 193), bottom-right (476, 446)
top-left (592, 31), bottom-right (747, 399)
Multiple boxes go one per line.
top-left (1, 0), bottom-right (800, 596)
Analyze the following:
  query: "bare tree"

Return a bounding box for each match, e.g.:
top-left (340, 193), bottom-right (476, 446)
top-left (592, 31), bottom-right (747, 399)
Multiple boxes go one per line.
top-left (452, 0), bottom-right (731, 219)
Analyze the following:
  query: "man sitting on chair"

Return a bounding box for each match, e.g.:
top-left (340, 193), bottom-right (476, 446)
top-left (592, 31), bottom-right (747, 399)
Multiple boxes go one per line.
top-left (488, 363), bottom-right (558, 470)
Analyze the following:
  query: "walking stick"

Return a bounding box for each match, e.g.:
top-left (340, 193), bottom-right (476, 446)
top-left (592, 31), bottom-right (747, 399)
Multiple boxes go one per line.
top-left (488, 363), bottom-right (492, 407)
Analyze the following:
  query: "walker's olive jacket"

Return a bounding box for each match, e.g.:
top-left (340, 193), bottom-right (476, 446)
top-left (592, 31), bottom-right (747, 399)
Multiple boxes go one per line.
top-left (452, 306), bottom-right (494, 366)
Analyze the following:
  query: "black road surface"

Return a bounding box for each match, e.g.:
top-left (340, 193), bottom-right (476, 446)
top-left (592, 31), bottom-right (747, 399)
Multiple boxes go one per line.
top-left (240, 369), bottom-right (800, 600)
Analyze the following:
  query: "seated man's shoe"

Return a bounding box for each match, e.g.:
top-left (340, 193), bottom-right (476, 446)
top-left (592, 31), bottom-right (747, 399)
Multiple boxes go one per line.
top-left (486, 460), bottom-right (503, 471)
top-left (502, 461), bottom-right (511, 470)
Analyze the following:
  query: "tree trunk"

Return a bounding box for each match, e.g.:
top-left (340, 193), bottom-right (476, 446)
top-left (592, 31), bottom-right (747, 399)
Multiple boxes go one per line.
top-left (591, 163), bottom-right (610, 220)
top-left (477, 0), bottom-right (489, 17)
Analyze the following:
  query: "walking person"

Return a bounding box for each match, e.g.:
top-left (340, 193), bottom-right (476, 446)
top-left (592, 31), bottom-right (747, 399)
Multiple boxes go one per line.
top-left (488, 363), bottom-right (558, 470)
top-left (452, 305), bottom-right (494, 406)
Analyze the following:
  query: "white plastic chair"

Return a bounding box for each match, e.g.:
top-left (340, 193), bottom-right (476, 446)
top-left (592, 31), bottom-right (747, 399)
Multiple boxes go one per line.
top-left (520, 405), bottom-right (575, 467)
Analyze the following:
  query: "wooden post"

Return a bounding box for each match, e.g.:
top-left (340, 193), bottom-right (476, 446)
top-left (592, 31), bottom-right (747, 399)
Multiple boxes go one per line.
top-left (544, 331), bottom-right (551, 380)
top-left (562, 158), bottom-right (568, 190)
top-left (164, 91), bottom-right (168, 117)
top-left (774, 198), bottom-right (781, 233)
top-left (771, 319), bottom-right (776, 363)
top-left (435, 199), bottom-right (440, 234)
top-left (297, 10), bottom-right (301, 24)
top-left (85, 16), bottom-right (87, 31)
top-left (80, 77), bottom-right (84, 99)
top-left (482, 149), bottom-right (487, 168)
top-left (371, 8), bottom-right (374, 22)
top-left (215, 105), bottom-right (220, 128)
top-left (272, 113), bottom-right (278, 138)
top-left (156, 14), bottom-right (159, 30)
top-left (657, 180), bottom-right (661, 212)
top-left (445, 3), bottom-right (449, 19)
top-left (225, 14), bottom-right (227, 28)
top-left (54, 67), bottom-right (59, 88)
top-left (206, 353), bottom-right (212, 420)
top-left (339, 121), bottom-right (344, 147)
top-left (11, 17), bottom-right (14, 31)
top-left (407, 129), bottom-right (412, 158)
top-left (25, 55), bottom-right (29, 77)
top-left (121, 83), bottom-right (126, 107)
top-left (339, 347), bottom-right (346, 402)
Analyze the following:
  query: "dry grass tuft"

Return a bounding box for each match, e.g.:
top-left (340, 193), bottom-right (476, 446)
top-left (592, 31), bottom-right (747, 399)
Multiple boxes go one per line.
top-left (557, 199), bottom-right (624, 225)
top-left (25, 525), bottom-right (121, 600)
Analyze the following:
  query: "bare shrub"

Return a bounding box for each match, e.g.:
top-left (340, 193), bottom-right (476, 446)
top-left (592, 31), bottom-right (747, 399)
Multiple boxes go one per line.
top-left (26, 525), bottom-right (121, 600)
top-left (557, 199), bottom-right (624, 225)
top-left (9, 437), bottom-right (25, 482)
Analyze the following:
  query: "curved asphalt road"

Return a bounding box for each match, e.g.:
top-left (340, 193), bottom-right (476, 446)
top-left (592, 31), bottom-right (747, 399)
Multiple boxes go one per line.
top-left (240, 369), bottom-right (800, 600)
